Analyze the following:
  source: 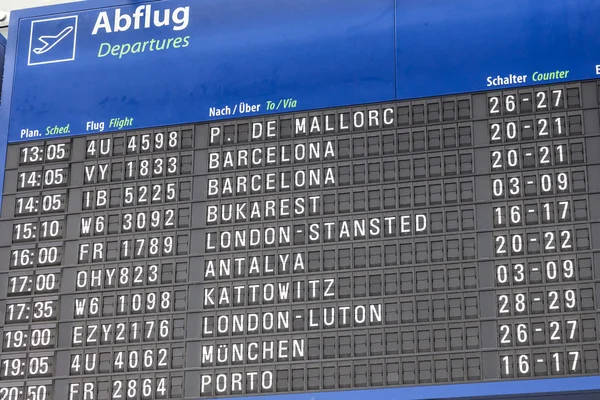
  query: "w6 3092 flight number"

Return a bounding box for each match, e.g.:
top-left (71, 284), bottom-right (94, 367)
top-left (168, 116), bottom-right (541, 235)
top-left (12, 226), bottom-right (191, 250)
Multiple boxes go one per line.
top-left (79, 207), bottom-right (186, 237)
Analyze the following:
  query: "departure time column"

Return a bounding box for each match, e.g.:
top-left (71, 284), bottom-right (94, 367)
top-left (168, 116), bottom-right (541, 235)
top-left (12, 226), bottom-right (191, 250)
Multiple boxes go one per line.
top-left (0, 139), bottom-right (72, 400)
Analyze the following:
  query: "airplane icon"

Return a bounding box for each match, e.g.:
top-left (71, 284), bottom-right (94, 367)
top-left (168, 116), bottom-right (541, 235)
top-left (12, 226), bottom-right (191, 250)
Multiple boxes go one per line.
top-left (28, 15), bottom-right (78, 66)
top-left (32, 26), bottom-right (74, 55)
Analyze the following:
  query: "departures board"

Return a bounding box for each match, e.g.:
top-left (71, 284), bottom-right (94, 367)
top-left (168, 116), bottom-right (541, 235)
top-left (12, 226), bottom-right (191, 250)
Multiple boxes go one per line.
top-left (2, 0), bottom-right (600, 399)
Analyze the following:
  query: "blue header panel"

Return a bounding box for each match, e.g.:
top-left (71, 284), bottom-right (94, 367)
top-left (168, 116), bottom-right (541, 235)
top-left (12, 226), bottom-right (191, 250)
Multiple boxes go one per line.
top-left (2, 0), bottom-right (396, 142)
top-left (395, 0), bottom-right (600, 99)
top-left (2, 0), bottom-right (600, 142)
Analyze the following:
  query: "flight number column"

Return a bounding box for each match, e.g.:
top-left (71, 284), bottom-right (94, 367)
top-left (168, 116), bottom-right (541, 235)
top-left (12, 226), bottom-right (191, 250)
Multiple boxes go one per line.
top-left (54, 128), bottom-right (194, 400)
top-left (485, 83), bottom-right (600, 379)
top-left (0, 140), bottom-right (72, 400)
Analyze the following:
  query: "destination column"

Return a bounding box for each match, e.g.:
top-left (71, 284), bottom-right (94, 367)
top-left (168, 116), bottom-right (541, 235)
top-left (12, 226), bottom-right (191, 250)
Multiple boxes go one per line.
top-left (186, 116), bottom-right (321, 397)
top-left (186, 97), bottom-right (488, 396)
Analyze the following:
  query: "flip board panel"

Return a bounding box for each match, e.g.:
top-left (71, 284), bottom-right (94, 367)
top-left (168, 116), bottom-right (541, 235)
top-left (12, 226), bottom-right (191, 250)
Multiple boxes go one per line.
top-left (1, 1), bottom-right (600, 399)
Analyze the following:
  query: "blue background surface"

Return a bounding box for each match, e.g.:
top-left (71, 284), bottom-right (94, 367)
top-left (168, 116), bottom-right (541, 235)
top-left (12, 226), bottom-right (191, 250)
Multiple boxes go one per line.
top-left (0, 33), bottom-right (6, 107)
top-left (395, 0), bottom-right (600, 98)
top-left (5, 0), bottom-right (397, 142)
top-left (1, 0), bottom-right (599, 143)
top-left (1, 0), bottom-right (600, 399)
